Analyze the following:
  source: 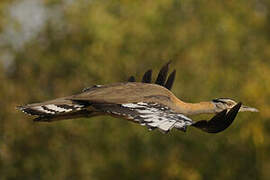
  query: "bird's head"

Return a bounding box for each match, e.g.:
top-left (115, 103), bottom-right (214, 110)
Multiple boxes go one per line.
top-left (212, 98), bottom-right (259, 112)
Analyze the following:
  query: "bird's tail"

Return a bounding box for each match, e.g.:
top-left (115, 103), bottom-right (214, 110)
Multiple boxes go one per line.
top-left (17, 97), bottom-right (90, 122)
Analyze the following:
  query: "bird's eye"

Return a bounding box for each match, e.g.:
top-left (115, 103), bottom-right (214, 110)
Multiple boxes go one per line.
top-left (226, 102), bottom-right (234, 106)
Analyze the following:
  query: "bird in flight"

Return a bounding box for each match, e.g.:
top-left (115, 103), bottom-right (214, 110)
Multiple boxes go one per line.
top-left (17, 62), bottom-right (258, 133)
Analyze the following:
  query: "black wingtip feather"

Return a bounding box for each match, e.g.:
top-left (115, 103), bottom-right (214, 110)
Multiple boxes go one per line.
top-left (127, 60), bottom-right (176, 91)
top-left (155, 61), bottom-right (171, 86)
top-left (128, 76), bottom-right (136, 82)
top-left (165, 70), bottom-right (176, 90)
top-left (192, 102), bottom-right (242, 133)
top-left (142, 69), bottom-right (152, 83)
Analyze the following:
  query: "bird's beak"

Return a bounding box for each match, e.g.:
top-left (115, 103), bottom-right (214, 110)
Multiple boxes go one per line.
top-left (239, 105), bottom-right (259, 112)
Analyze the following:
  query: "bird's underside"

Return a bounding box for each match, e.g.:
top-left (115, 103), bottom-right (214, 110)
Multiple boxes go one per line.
top-left (18, 62), bottom-right (253, 134)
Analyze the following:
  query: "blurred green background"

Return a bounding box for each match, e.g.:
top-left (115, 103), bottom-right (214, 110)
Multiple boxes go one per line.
top-left (0, 0), bottom-right (270, 179)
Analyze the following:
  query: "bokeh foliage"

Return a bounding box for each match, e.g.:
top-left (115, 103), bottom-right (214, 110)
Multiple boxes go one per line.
top-left (0, 0), bottom-right (270, 179)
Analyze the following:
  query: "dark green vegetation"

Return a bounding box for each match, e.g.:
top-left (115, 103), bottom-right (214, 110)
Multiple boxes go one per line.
top-left (0, 0), bottom-right (269, 179)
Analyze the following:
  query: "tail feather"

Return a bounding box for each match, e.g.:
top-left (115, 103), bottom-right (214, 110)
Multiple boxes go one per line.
top-left (17, 102), bottom-right (85, 116)
top-left (17, 105), bottom-right (46, 116)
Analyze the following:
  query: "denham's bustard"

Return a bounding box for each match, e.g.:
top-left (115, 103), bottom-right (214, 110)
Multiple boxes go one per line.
top-left (18, 62), bottom-right (258, 133)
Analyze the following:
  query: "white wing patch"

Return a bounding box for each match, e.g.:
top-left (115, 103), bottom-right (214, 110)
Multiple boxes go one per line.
top-left (34, 106), bottom-right (53, 114)
top-left (21, 104), bottom-right (85, 116)
top-left (45, 105), bottom-right (72, 113)
top-left (121, 102), bottom-right (193, 133)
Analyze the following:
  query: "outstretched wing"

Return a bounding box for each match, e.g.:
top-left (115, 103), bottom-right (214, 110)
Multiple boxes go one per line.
top-left (127, 61), bottom-right (176, 90)
top-left (91, 101), bottom-right (193, 133)
top-left (192, 102), bottom-right (242, 133)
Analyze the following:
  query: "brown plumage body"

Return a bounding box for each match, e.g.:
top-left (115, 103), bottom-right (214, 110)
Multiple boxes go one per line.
top-left (24, 82), bottom-right (215, 121)
top-left (72, 82), bottom-right (216, 115)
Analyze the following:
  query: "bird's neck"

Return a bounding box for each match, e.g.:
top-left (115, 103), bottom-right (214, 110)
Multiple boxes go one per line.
top-left (175, 100), bottom-right (216, 115)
